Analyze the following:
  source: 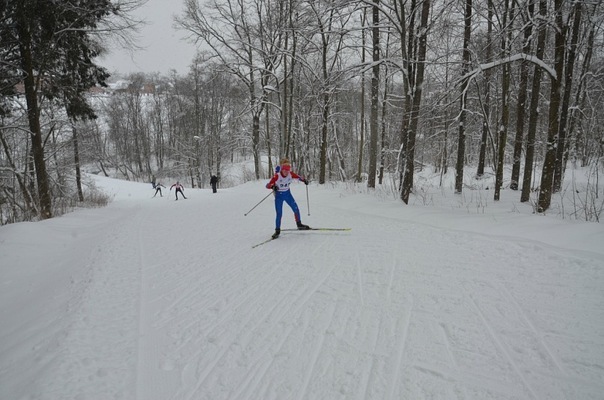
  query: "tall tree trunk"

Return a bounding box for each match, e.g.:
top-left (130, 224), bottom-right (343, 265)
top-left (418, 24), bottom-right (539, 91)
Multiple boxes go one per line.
top-left (379, 53), bottom-right (391, 185)
top-left (397, 0), bottom-right (414, 191)
top-left (252, 113), bottom-right (261, 179)
top-left (401, 0), bottom-right (430, 204)
top-left (567, 22), bottom-right (595, 169)
top-left (282, 3), bottom-right (297, 162)
top-left (455, 0), bottom-right (472, 194)
top-left (477, 0), bottom-right (493, 178)
top-left (367, 0), bottom-right (380, 188)
top-left (72, 124), bottom-right (84, 202)
top-left (265, 105), bottom-right (272, 177)
top-left (495, 0), bottom-right (513, 201)
top-left (357, 8), bottom-right (367, 183)
top-left (282, 34), bottom-right (289, 162)
top-left (317, 7), bottom-right (333, 185)
top-left (510, 0), bottom-right (536, 190)
top-left (249, 64), bottom-right (262, 179)
top-left (287, 20), bottom-right (297, 162)
top-left (521, 0), bottom-right (548, 202)
top-left (332, 120), bottom-right (347, 181)
top-left (538, 0), bottom-right (565, 212)
top-left (319, 93), bottom-right (330, 184)
top-left (553, 1), bottom-right (582, 192)
top-left (17, 13), bottom-right (52, 219)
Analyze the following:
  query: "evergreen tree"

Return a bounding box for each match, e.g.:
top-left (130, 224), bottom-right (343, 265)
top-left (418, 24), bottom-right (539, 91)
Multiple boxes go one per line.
top-left (0, 0), bottom-right (117, 219)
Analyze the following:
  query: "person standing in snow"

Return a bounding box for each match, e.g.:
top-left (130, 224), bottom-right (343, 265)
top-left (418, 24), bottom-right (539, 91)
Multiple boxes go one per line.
top-left (266, 162), bottom-right (310, 239)
top-left (210, 175), bottom-right (219, 193)
top-left (153, 182), bottom-right (166, 197)
top-left (170, 181), bottom-right (187, 200)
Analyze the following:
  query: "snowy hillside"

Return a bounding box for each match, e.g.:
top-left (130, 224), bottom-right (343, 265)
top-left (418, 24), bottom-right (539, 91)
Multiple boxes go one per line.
top-left (1, 174), bottom-right (603, 400)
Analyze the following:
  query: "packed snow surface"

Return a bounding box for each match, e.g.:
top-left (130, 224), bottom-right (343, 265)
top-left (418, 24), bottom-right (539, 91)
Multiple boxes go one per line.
top-left (1, 175), bottom-right (603, 399)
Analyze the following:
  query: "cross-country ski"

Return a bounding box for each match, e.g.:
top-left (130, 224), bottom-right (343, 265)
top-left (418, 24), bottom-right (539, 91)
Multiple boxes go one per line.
top-left (251, 228), bottom-right (351, 248)
top-left (279, 227), bottom-right (351, 232)
top-left (251, 236), bottom-right (277, 249)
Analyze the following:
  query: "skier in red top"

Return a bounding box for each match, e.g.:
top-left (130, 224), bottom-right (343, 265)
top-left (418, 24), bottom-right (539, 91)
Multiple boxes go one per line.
top-left (266, 162), bottom-right (310, 239)
top-left (170, 181), bottom-right (187, 200)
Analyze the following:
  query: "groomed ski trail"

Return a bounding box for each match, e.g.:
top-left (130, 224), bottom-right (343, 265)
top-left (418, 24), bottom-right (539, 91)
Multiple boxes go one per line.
top-left (134, 182), bottom-right (604, 400)
top-left (3, 178), bottom-right (603, 400)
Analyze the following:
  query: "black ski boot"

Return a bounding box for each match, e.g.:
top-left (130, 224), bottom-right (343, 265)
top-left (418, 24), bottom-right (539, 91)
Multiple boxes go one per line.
top-left (272, 228), bottom-right (281, 239)
top-left (296, 221), bottom-right (310, 230)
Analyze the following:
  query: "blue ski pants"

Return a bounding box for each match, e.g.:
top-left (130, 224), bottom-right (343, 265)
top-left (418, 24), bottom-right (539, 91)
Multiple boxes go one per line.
top-left (274, 190), bottom-right (300, 229)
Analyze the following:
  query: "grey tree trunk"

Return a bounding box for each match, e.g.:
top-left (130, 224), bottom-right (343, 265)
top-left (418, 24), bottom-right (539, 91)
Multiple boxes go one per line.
top-left (521, 0), bottom-right (548, 203)
top-left (367, 0), bottom-right (380, 189)
top-left (72, 124), bottom-right (84, 202)
top-left (510, 0), bottom-right (536, 191)
top-left (357, 8), bottom-right (367, 183)
top-left (494, 0), bottom-right (513, 202)
top-left (476, 0), bottom-right (493, 178)
top-left (538, 0), bottom-right (565, 212)
top-left (553, 1), bottom-right (582, 192)
top-left (455, 0), bottom-right (472, 194)
top-left (17, 18), bottom-right (52, 219)
top-left (401, 0), bottom-right (430, 204)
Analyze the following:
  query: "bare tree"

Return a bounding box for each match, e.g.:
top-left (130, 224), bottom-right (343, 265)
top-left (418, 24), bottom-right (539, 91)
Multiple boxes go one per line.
top-left (178, 0), bottom-right (288, 179)
top-left (357, 7), bottom-right (368, 182)
top-left (521, 0), bottom-right (548, 203)
top-left (494, 0), bottom-right (514, 202)
top-left (476, 0), bottom-right (494, 178)
top-left (510, 0), bottom-right (536, 191)
top-left (537, 0), bottom-right (565, 212)
top-left (553, 1), bottom-right (582, 192)
top-left (454, 0), bottom-right (473, 194)
top-left (401, 0), bottom-right (431, 204)
top-left (567, 5), bottom-right (598, 169)
top-left (367, 0), bottom-right (380, 188)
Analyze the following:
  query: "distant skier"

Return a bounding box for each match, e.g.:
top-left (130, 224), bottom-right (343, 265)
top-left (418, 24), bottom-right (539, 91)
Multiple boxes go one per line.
top-left (265, 162), bottom-right (310, 239)
top-left (170, 181), bottom-right (187, 200)
top-left (153, 182), bottom-right (166, 197)
top-left (210, 175), bottom-right (219, 193)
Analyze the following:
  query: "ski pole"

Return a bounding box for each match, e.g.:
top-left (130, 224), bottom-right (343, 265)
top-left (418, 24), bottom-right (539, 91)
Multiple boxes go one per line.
top-left (244, 191), bottom-right (273, 216)
top-left (306, 184), bottom-right (310, 216)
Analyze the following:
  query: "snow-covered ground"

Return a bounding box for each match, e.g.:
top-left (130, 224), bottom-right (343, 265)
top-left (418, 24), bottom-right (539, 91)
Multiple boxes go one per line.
top-left (1, 172), bottom-right (603, 400)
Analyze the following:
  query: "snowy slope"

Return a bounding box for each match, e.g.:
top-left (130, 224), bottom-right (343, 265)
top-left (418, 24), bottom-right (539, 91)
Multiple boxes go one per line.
top-left (1, 175), bottom-right (603, 400)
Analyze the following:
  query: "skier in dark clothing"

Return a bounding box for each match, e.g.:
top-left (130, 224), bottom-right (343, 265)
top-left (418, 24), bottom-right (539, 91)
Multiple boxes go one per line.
top-left (170, 181), bottom-right (187, 200)
top-left (153, 182), bottom-right (166, 197)
top-left (265, 162), bottom-right (310, 239)
top-left (210, 175), bottom-right (219, 193)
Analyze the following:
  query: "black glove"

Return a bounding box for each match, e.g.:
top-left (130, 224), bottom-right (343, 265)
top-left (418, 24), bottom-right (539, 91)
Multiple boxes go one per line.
top-left (303, 179), bottom-right (309, 185)
top-left (272, 185), bottom-right (278, 192)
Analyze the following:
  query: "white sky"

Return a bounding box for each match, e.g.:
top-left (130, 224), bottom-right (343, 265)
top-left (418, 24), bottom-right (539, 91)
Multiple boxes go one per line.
top-left (99, 0), bottom-right (197, 76)
top-left (1, 164), bottom-right (604, 399)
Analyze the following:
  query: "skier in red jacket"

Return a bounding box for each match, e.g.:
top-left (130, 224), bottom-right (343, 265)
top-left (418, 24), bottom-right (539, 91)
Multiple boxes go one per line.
top-left (266, 162), bottom-right (310, 238)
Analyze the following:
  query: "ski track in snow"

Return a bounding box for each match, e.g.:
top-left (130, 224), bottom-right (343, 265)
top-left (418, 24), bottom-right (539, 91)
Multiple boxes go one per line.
top-left (21, 205), bottom-right (146, 399)
top-left (2, 179), bottom-right (604, 400)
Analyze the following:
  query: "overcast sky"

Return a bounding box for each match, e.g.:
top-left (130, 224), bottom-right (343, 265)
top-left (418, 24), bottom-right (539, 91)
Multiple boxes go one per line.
top-left (99, 0), bottom-right (197, 76)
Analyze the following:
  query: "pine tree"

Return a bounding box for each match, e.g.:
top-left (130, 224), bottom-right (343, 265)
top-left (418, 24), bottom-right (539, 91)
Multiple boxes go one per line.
top-left (0, 0), bottom-right (117, 219)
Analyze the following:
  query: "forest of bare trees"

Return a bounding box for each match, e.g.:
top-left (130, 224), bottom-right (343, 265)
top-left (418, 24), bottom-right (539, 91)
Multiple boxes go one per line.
top-left (1, 0), bottom-right (603, 224)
